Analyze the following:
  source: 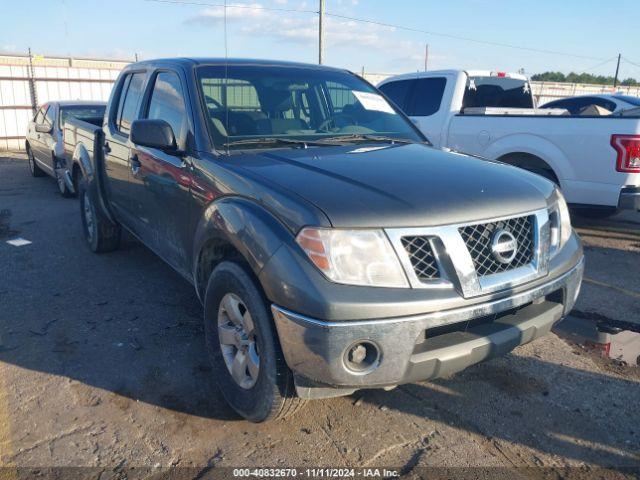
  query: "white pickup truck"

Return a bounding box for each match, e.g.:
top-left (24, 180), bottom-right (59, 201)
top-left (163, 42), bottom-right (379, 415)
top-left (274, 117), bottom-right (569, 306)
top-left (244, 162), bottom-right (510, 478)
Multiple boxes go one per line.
top-left (378, 70), bottom-right (640, 216)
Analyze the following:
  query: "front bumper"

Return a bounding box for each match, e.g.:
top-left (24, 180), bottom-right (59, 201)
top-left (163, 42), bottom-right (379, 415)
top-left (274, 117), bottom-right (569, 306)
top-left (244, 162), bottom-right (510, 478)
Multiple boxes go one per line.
top-left (618, 186), bottom-right (640, 210)
top-left (272, 257), bottom-right (584, 399)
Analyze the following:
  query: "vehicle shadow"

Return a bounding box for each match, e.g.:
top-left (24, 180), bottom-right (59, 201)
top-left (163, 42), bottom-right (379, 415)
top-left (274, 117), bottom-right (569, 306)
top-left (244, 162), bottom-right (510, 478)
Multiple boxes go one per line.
top-left (1, 228), bottom-right (239, 422)
top-left (357, 350), bottom-right (640, 470)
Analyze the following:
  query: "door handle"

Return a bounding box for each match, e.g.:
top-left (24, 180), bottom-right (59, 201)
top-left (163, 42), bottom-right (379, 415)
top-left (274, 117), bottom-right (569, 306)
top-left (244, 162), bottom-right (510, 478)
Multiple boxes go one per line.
top-left (130, 154), bottom-right (141, 175)
top-left (104, 142), bottom-right (111, 154)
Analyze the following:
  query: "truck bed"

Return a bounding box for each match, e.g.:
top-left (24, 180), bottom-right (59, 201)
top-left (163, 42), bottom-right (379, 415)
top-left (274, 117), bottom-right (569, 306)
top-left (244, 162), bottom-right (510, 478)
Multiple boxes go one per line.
top-left (63, 116), bottom-right (104, 162)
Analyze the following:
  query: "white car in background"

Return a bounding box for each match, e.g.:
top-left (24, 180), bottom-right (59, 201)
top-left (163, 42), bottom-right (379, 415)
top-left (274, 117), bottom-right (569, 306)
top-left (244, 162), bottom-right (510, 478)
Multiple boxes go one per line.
top-left (540, 94), bottom-right (640, 115)
top-left (378, 70), bottom-right (640, 217)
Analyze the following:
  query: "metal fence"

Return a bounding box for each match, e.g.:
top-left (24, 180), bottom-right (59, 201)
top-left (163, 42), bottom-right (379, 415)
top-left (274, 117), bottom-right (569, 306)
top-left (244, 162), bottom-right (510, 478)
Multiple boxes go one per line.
top-left (0, 53), bottom-right (130, 151)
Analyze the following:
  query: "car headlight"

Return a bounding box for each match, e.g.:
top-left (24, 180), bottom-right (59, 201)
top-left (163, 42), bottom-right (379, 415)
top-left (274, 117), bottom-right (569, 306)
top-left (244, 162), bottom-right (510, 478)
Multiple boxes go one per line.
top-left (296, 227), bottom-right (409, 288)
top-left (549, 188), bottom-right (572, 255)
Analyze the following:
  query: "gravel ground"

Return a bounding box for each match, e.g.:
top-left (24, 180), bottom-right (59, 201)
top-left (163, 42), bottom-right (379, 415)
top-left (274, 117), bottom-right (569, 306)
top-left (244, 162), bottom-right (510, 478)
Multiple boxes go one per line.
top-left (0, 154), bottom-right (638, 477)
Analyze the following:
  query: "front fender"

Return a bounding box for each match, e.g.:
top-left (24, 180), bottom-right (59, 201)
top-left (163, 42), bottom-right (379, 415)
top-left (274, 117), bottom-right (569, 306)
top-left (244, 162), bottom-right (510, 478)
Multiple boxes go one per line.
top-left (482, 134), bottom-right (573, 185)
top-left (192, 196), bottom-right (295, 299)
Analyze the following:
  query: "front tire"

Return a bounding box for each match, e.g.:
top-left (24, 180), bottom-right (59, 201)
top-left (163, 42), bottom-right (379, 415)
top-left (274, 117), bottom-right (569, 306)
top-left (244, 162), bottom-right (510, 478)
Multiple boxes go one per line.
top-left (204, 261), bottom-right (303, 422)
top-left (78, 177), bottom-right (120, 253)
top-left (27, 146), bottom-right (45, 177)
top-left (55, 159), bottom-right (74, 198)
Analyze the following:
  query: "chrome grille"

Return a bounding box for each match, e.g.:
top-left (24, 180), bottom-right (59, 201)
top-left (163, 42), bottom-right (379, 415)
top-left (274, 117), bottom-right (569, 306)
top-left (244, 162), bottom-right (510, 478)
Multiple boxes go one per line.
top-left (401, 236), bottom-right (440, 280)
top-left (459, 215), bottom-right (535, 277)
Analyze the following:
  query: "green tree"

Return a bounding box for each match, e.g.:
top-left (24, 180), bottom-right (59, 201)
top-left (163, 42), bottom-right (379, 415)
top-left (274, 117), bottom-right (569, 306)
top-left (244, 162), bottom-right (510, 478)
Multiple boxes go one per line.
top-left (531, 71), bottom-right (640, 86)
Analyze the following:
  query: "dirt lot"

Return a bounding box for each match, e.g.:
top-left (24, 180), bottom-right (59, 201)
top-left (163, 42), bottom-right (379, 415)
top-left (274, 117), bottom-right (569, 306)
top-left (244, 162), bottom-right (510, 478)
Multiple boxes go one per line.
top-left (0, 153), bottom-right (639, 477)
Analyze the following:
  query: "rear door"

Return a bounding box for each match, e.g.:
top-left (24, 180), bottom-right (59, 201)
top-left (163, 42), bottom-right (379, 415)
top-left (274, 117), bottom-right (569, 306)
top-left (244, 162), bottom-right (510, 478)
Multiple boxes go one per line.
top-left (103, 71), bottom-right (148, 228)
top-left (131, 69), bottom-right (195, 274)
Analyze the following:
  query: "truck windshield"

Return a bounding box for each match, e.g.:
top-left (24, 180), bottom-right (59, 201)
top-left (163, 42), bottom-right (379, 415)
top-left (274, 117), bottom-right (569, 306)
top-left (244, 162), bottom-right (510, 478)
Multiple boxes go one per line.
top-left (196, 65), bottom-right (425, 151)
top-left (462, 76), bottom-right (534, 109)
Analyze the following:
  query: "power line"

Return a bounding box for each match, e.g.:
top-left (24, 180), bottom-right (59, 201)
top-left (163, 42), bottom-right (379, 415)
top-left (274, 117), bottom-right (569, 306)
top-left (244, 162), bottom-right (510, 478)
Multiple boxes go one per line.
top-left (622, 57), bottom-right (640, 70)
top-left (578, 57), bottom-right (618, 74)
top-left (142, 0), bottom-right (608, 62)
top-left (142, 0), bottom-right (316, 14)
top-left (324, 12), bottom-right (606, 61)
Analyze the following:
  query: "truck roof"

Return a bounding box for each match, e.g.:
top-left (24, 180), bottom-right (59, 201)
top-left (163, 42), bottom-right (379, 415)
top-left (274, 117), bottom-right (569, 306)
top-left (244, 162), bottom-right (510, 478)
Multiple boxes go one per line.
top-left (45, 100), bottom-right (106, 107)
top-left (379, 69), bottom-right (528, 84)
top-left (128, 57), bottom-right (348, 72)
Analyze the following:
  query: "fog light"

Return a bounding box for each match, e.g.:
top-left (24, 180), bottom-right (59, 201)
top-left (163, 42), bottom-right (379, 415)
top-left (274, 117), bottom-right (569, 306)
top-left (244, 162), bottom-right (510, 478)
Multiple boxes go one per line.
top-left (343, 341), bottom-right (380, 374)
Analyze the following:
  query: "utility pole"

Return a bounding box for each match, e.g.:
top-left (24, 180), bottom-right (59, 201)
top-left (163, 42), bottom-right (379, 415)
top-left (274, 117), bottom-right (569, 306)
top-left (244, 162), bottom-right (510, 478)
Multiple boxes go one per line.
top-left (27, 47), bottom-right (38, 114)
top-left (318, 0), bottom-right (325, 65)
top-left (424, 44), bottom-right (429, 71)
top-left (613, 53), bottom-right (621, 89)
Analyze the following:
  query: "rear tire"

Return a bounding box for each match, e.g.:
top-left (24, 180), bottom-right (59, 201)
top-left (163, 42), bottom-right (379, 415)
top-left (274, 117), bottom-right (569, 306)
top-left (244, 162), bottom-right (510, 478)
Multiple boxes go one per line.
top-left (78, 177), bottom-right (120, 253)
top-left (204, 261), bottom-right (304, 422)
top-left (27, 146), bottom-right (45, 177)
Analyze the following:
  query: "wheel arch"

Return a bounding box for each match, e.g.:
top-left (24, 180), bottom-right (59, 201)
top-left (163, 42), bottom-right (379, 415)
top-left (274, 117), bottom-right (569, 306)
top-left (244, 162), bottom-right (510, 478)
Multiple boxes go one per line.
top-left (496, 152), bottom-right (560, 184)
top-left (482, 134), bottom-right (572, 187)
top-left (192, 196), bottom-right (294, 302)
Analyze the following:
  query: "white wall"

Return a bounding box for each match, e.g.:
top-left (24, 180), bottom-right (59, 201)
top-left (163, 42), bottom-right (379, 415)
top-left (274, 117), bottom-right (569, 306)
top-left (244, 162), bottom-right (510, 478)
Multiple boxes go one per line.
top-left (0, 54), bottom-right (128, 151)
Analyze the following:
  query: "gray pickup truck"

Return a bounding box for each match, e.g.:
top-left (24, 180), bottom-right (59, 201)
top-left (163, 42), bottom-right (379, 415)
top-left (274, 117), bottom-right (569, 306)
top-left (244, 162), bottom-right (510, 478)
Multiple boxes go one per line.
top-left (64, 58), bottom-right (584, 422)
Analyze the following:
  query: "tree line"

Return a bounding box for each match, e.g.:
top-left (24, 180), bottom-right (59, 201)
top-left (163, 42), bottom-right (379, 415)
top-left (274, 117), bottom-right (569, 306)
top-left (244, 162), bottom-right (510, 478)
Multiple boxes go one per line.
top-left (531, 71), bottom-right (640, 86)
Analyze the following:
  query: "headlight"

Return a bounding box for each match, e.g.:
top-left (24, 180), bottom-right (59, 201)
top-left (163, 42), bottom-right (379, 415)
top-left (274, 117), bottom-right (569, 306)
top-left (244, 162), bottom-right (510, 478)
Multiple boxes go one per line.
top-left (296, 228), bottom-right (409, 288)
top-left (549, 188), bottom-right (572, 255)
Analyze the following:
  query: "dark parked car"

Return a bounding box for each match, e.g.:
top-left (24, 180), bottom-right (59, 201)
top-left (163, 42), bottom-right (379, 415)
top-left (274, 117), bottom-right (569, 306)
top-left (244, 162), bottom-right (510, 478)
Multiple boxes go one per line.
top-left (63, 58), bottom-right (584, 422)
top-left (25, 101), bottom-right (106, 196)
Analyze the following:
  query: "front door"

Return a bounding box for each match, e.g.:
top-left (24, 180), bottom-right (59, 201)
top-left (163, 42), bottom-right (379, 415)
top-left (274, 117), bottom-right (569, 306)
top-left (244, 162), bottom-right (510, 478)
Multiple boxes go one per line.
top-left (32, 104), bottom-right (55, 172)
top-left (130, 70), bottom-right (194, 275)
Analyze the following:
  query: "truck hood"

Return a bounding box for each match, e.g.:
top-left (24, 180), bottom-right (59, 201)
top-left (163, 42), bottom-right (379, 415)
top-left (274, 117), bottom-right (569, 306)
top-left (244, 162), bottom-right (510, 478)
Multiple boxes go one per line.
top-left (233, 143), bottom-right (554, 228)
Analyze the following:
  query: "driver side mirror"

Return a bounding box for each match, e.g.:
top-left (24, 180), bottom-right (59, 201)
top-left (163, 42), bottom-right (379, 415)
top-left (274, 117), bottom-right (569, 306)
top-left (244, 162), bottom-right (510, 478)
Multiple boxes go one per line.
top-left (35, 124), bottom-right (52, 134)
top-left (130, 119), bottom-right (177, 152)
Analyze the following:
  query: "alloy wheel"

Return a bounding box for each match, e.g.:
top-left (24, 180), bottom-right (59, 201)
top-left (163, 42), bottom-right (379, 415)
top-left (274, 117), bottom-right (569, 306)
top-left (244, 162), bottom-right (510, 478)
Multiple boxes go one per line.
top-left (217, 293), bottom-right (260, 389)
top-left (83, 191), bottom-right (95, 244)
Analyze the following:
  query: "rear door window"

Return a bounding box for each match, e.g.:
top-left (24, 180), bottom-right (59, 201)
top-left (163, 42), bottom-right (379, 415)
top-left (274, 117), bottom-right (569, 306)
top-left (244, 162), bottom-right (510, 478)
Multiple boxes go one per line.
top-left (116, 72), bottom-right (146, 136)
top-left (378, 80), bottom-right (413, 110)
top-left (405, 77), bottom-right (446, 116)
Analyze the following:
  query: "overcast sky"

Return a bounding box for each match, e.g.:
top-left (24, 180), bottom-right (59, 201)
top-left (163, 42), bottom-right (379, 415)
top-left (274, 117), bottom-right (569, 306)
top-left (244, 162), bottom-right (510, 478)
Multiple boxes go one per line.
top-left (2, 0), bottom-right (640, 78)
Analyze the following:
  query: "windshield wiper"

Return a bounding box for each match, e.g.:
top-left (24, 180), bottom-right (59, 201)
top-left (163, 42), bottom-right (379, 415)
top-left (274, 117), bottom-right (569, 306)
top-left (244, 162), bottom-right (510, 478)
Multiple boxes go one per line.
top-left (223, 137), bottom-right (327, 149)
top-left (314, 134), bottom-right (417, 145)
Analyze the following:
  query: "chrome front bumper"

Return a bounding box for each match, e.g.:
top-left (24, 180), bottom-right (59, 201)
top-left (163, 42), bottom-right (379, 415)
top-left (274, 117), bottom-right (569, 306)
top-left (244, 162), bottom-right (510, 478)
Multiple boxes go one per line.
top-left (271, 258), bottom-right (584, 399)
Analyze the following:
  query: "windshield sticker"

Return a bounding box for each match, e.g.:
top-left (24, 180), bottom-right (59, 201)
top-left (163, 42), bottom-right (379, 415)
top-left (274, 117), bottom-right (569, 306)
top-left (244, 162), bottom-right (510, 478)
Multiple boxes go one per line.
top-left (468, 79), bottom-right (477, 91)
top-left (352, 91), bottom-right (395, 114)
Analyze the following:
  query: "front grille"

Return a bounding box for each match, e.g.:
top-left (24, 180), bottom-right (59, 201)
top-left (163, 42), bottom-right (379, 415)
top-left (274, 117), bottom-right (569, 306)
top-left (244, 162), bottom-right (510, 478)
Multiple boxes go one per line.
top-left (459, 215), bottom-right (535, 277)
top-left (401, 236), bottom-right (440, 280)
